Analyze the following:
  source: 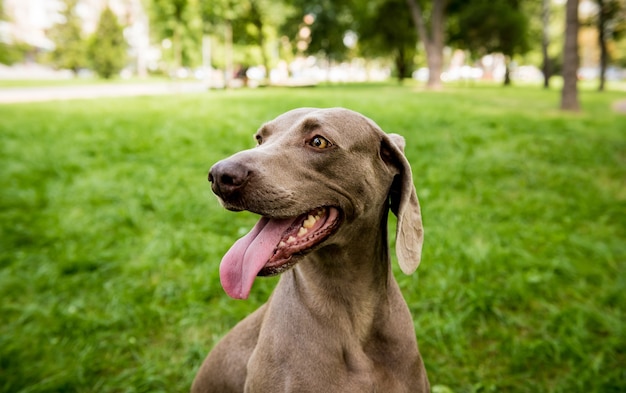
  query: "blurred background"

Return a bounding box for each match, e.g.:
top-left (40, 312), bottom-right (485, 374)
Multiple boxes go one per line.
top-left (1, 1), bottom-right (625, 392)
top-left (0, 0), bottom-right (625, 89)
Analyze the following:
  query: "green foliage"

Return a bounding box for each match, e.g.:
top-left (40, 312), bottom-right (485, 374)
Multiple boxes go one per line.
top-left (88, 7), bottom-right (127, 79)
top-left (282, 0), bottom-right (355, 61)
top-left (0, 83), bottom-right (625, 392)
top-left (616, 38), bottom-right (626, 66)
top-left (0, 4), bottom-right (32, 65)
top-left (150, 0), bottom-right (192, 38)
top-left (450, 0), bottom-right (530, 58)
top-left (584, 0), bottom-right (626, 39)
top-left (46, 0), bottom-right (88, 73)
top-left (585, 0), bottom-right (626, 64)
top-left (149, 0), bottom-right (203, 69)
top-left (201, 0), bottom-right (294, 72)
top-left (357, 0), bottom-right (418, 81)
top-left (0, 42), bottom-right (33, 65)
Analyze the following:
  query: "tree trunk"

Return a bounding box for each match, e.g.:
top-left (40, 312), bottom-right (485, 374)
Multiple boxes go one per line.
top-left (541, 0), bottom-right (552, 88)
top-left (225, 21), bottom-right (233, 88)
top-left (598, 0), bottom-right (608, 91)
top-left (256, 24), bottom-right (270, 85)
top-left (406, 0), bottom-right (446, 89)
top-left (425, 41), bottom-right (444, 89)
top-left (250, 1), bottom-right (270, 86)
top-left (503, 57), bottom-right (511, 86)
top-left (396, 48), bottom-right (407, 83)
top-left (560, 0), bottom-right (580, 111)
top-left (202, 35), bottom-right (212, 87)
top-left (173, 23), bottom-right (182, 72)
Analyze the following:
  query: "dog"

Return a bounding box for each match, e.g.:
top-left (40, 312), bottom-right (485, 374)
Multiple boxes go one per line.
top-left (192, 107), bottom-right (429, 392)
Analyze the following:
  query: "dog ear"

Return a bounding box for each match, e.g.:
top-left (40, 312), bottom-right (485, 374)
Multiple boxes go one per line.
top-left (382, 133), bottom-right (424, 274)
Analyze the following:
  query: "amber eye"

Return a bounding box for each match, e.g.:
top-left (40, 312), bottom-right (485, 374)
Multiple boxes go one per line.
top-left (309, 136), bottom-right (331, 149)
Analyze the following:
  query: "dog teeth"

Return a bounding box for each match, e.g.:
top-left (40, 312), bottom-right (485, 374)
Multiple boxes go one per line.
top-left (303, 209), bottom-right (325, 229)
top-left (303, 215), bottom-right (316, 229)
top-left (279, 209), bottom-right (327, 248)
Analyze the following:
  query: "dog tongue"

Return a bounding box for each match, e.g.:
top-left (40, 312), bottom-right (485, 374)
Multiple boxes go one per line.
top-left (219, 217), bottom-right (295, 299)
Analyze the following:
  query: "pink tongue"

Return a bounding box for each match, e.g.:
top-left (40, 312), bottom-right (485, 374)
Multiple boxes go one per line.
top-left (219, 217), bottom-right (296, 299)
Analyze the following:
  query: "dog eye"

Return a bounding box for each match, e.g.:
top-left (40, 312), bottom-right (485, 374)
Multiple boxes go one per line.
top-left (309, 136), bottom-right (331, 149)
top-left (255, 134), bottom-right (263, 145)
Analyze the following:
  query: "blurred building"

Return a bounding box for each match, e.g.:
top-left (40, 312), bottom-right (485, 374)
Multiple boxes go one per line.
top-left (1, 0), bottom-right (150, 76)
top-left (0, 0), bottom-right (62, 49)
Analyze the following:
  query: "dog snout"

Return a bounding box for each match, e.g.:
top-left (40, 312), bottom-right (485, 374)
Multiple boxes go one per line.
top-left (208, 160), bottom-right (251, 199)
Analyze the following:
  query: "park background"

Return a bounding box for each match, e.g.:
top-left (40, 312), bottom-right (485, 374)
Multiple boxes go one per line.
top-left (1, 0), bottom-right (625, 392)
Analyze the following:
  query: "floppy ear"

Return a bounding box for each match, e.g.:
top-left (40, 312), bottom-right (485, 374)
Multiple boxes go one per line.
top-left (382, 133), bottom-right (424, 274)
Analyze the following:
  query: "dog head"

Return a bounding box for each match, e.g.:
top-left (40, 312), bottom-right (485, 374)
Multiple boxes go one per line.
top-left (209, 108), bottom-right (423, 298)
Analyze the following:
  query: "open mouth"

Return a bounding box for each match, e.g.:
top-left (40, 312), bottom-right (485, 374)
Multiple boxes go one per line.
top-left (260, 207), bottom-right (341, 276)
top-left (219, 206), bottom-right (342, 299)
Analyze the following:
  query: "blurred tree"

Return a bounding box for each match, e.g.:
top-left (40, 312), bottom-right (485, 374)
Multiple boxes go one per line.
top-left (199, 0), bottom-right (245, 83)
top-left (451, 0), bottom-right (530, 85)
top-left (590, 0), bottom-right (626, 91)
top-left (509, 0), bottom-right (563, 88)
top-left (615, 32), bottom-right (626, 66)
top-left (282, 0), bottom-right (355, 63)
top-left (357, 0), bottom-right (418, 83)
top-left (561, 0), bottom-right (580, 111)
top-left (228, 0), bottom-right (294, 83)
top-left (88, 7), bottom-right (127, 79)
top-left (47, 0), bottom-right (88, 73)
top-left (246, 0), bottom-right (269, 77)
top-left (406, 0), bottom-right (447, 89)
top-left (0, 3), bottom-right (26, 65)
top-left (200, 0), bottom-right (238, 31)
top-left (149, 0), bottom-right (202, 71)
top-left (0, 1), bottom-right (12, 64)
top-left (541, 0), bottom-right (552, 88)
top-left (0, 42), bottom-right (32, 65)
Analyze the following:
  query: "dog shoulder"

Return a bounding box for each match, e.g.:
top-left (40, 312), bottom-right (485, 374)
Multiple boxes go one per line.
top-left (191, 305), bottom-right (267, 393)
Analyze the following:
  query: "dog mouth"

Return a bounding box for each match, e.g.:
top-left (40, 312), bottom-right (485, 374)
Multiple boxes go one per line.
top-left (260, 207), bottom-right (341, 276)
top-left (219, 206), bottom-right (342, 299)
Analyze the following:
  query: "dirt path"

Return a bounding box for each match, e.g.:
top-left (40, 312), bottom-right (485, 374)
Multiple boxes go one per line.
top-left (0, 81), bottom-right (207, 104)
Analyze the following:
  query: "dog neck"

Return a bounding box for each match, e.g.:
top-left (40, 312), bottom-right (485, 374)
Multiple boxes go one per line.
top-left (276, 208), bottom-right (394, 341)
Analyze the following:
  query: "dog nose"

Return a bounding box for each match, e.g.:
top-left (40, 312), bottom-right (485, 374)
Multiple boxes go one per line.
top-left (208, 160), bottom-right (251, 199)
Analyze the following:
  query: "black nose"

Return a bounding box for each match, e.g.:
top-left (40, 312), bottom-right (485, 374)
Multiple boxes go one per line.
top-left (208, 160), bottom-right (251, 199)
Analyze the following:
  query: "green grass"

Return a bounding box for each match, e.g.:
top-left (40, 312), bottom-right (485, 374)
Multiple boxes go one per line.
top-left (1, 83), bottom-right (624, 392)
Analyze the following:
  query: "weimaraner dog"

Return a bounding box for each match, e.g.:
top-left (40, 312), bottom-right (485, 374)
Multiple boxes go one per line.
top-left (193, 107), bottom-right (429, 392)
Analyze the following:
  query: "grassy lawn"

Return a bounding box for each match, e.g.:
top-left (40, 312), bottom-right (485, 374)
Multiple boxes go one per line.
top-left (1, 83), bottom-right (624, 392)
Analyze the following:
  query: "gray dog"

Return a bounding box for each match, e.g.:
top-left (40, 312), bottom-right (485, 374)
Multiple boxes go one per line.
top-left (192, 108), bottom-right (429, 392)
